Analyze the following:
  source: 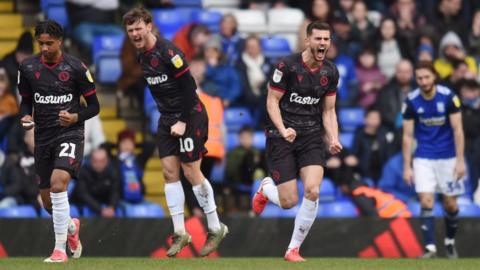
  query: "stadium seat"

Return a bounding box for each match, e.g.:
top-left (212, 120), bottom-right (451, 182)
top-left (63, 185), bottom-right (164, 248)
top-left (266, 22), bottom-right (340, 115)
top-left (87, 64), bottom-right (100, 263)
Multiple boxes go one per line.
top-left (260, 204), bottom-right (299, 218)
top-left (172, 0), bottom-right (202, 8)
top-left (92, 34), bottom-right (124, 64)
top-left (339, 132), bottom-right (355, 149)
top-left (319, 178), bottom-right (336, 202)
top-left (226, 132), bottom-right (239, 151)
top-left (0, 205), bottom-right (37, 218)
top-left (458, 203), bottom-right (480, 217)
top-left (407, 201), bottom-right (444, 217)
top-left (152, 9), bottom-right (191, 40)
top-left (40, 205), bottom-right (80, 218)
top-left (267, 8), bottom-right (305, 33)
top-left (0, 136), bottom-right (7, 152)
top-left (124, 202), bottom-right (165, 218)
top-left (252, 131), bottom-right (266, 150)
top-left (46, 5), bottom-right (69, 29)
top-left (224, 107), bottom-right (254, 132)
top-left (209, 161), bottom-right (225, 183)
top-left (203, 0), bottom-right (240, 8)
top-left (41, 0), bottom-right (65, 11)
top-left (338, 107), bottom-right (365, 132)
top-left (232, 10), bottom-right (267, 34)
top-left (191, 10), bottom-right (223, 33)
top-left (318, 200), bottom-right (358, 217)
top-left (96, 55), bottom-right (121, 84)
top-left (260, 36), bottom-right (291, 60)
top-left (82, 206), bottom-right (124, 217)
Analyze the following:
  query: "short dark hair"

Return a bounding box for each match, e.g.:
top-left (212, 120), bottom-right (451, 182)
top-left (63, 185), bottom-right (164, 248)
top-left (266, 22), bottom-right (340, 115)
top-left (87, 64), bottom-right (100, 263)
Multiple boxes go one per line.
top-left (123, 7), bottom-right (153, 26)
top-left (306, 21), bottom-right (332, 37)
top-left (415, 60), bottom-right (439, 77)
top-left (35, 20), bottom-right (64, 39)
top-left (239, 126), bottom-right (254, 135)
top-left (460, 79), bottom-right (480, 90)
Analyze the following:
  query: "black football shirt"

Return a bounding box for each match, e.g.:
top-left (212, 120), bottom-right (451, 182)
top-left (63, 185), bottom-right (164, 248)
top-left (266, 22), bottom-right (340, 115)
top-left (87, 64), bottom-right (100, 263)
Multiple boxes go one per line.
top-left (18, 53), bottom-right (96, 146)
top-left (138, 38), bottom-right (201, 119)
top-left (267, 53), bottom-right (339, 136)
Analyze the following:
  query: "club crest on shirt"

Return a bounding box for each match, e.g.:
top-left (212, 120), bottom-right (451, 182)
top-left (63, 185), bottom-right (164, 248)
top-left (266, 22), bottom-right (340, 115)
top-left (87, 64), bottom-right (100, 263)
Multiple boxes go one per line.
top-left (171, 54), bottom-right (183, 69)
top-left (150, 57), bottom-right (159, 67)
top-left (58, 71), bottom-right (69, 82)
top-left (85, 70), bottom-right (94, 83)
top-left (273, 69), bottom-right (283, 83)
top-left (320, 75), bottom-right (328, 86)
top-left (437, 102), bottom-right (445, 113)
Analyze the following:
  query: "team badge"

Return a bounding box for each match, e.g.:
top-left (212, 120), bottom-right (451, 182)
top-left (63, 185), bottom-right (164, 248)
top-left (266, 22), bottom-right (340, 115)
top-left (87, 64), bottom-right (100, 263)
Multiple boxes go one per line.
top-left (273, 69), bottom-right (283, 83)
top-left (320, 75), bottom-right (328, 86)
top-left (453, 95), bottom-right (461, 108)
top-left (85, 70), bottom-right (94, 83)
top-left (297, 74), bottom-right (303, 82)
top-left (58, 71), bottom-right (69, 82)
top-left (34, 71), bottom-right (40, 80)
top-left (150, 57), bottom-right (159, 67)
top-left (171, 54), bottom-right (183, 69)
top-left (168, 49), bottom-right (174, 57)
top-left (437, 102), bottom-right (445, 113)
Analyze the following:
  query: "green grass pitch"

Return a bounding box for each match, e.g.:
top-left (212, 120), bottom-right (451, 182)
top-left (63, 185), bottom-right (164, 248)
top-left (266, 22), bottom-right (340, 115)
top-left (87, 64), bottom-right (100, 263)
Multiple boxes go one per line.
top-left (1, 258), bottom-right (480, 270)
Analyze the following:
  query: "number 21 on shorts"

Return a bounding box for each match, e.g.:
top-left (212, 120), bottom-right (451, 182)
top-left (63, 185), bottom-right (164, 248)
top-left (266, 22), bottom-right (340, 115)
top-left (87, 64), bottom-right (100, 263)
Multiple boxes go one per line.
top-left (59, 142), bottom-right (76, 158)
top-left (179, 138), bottom-right (194, 152)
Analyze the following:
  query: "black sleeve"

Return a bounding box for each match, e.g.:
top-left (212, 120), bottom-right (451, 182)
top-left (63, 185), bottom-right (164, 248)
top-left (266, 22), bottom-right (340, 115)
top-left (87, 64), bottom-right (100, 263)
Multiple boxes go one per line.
top-left (268, 59), bottom-right (289, 94)
top-left (176, 73), bottom-right (197, 122)
top-left (18, 63), bottom-right (33, 116)
top-left (20, 96), bottom-right (33, 116)
top-left (77, 92), bottom-right (100, 122)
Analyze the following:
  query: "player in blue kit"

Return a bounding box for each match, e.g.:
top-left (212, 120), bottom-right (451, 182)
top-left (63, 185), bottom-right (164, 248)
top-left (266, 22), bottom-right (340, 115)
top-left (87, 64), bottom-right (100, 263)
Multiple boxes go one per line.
top-left (402, 61), bottom-right (465, 259)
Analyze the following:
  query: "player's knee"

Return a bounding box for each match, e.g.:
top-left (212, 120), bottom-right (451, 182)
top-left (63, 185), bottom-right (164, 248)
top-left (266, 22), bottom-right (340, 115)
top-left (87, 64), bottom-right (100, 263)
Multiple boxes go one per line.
top-left (420, 197), bottom-right (434, 208)
top-left (50, 181), bottom-right (67, 193)
top-left (444, 199), bottom-right (458, 213)
top-left (304, 186), bottom-right (319, 201)
top-left (280, 196), bottom-right (298, 209)
top-left (163, 167), bottom-right (179, 181)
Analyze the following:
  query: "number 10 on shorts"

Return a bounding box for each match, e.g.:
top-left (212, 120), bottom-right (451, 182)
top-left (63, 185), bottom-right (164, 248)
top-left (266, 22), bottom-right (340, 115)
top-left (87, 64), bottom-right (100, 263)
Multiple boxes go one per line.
top-left (179, 138), bottom-right (194, 152)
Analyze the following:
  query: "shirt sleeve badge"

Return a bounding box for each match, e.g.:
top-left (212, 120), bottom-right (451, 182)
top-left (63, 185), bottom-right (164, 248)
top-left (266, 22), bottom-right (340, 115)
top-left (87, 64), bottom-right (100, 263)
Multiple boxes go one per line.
top-left (171, 54), bottom-right (183, 69)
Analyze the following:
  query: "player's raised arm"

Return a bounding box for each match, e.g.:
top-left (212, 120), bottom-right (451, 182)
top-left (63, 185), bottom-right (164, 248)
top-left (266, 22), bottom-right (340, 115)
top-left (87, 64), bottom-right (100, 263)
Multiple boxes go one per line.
top-left (322, 94), bottom-right (341, 154)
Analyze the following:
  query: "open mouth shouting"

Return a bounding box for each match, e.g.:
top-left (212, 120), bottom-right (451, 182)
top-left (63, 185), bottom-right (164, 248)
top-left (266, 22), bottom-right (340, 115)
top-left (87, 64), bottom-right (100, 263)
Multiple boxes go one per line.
top-left (315, 47), bottom-right (327, 60)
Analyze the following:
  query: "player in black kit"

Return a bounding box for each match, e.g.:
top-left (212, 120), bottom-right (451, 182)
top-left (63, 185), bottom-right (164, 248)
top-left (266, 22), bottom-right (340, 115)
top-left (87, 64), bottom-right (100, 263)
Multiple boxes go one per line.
top-left (252, 21), bottom-right (342, 262)
top-left (18, 20), bottom-right (99, 263)
top-left (122, 7), bottom-right (227, 257)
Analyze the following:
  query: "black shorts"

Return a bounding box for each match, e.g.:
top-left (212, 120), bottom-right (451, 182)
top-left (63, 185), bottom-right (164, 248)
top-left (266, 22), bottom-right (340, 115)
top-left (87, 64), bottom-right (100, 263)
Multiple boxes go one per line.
top-left (266, 132), bottom-right (327, 184)
top-left (157, 110), bottom-right (208, 163)
top-left (35, 137), bottom-right (84, 189)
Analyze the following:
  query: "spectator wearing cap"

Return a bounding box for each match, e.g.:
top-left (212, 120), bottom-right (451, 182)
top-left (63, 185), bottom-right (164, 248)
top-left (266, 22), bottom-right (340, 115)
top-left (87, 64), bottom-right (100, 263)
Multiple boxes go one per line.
top-left (416, 44), bottom-right (435, 62)
top-left (434, 31), bottom-right (478, 80)
top-left (1, 31), bottom-right (33, 95)
top-left (204, 35), bottom-right (241, 108)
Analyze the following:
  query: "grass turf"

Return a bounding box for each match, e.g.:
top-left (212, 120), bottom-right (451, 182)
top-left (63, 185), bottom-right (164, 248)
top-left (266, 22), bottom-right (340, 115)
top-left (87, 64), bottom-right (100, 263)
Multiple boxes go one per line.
top-left (1, 258), bottom-right (480, 270)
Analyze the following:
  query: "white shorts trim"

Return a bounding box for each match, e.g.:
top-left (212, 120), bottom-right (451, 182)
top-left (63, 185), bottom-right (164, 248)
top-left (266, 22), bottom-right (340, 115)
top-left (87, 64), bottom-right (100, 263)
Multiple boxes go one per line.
top-left (413, 157), bottom-right (465, 196)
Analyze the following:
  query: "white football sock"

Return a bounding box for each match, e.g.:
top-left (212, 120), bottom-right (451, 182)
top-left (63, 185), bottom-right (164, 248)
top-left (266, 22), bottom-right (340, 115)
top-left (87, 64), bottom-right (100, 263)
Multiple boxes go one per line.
top-left (165, 181), bottom-right (186, 235)
top-left (288, 197), bottom-right (318, 250)
top-left (192, 179), bottom-right (221, 232)
top-left (262, 178), bottom-right (280, 206)
top-left (51, 192), bottom-right (70, 252)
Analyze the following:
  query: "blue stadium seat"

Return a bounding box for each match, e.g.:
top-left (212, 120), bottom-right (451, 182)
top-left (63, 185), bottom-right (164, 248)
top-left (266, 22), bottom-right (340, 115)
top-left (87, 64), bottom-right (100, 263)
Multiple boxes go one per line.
top-left (339, 132), bottom-right (355, 149)
top-left (96, 56), bottom-right (121, 84)
top-left (338, 107), bottom-right (365, 132)
top-left (209, 161), bottom-right (225, 183)
top-left (458, 203), bottom-right (480, 217)
top-left (226, 132), bottom-right (239, 151)
top-left (152, 9), bottom-right (191, 40)
top-left (46, 5), bottom-right (69, 28)
top-left (172, 0), bottom-right (202, 7)
top-left (0, 205), bottom-right (37, 218)
top-left (260, 36), bottom-right (291, 59)
top-left (0, 136), bottom-right (7, 152)
top-left (124, 202), bottom-right (165, 218)
top-left (40, 205), bottom-right (80, 218)
top-left (92, 34), bottom-right (124, 64)
top-left (224, 107), bottom-right (254, 132)
top-left (40, 0), bottom-right (65, 11)
top-left (253, 131), bottom-right (266, 150)
top-left (407, 201), bottom-right (444, 217)
top-left (260, 204), bottom-right (299, 218)
top-left (82, 206), bottom-right (124, 217)
top-left (318, 200), bottom-right (358, 217)
top-left (191, 10), bottom-right (223, 33)
top-left (319, 178), bottom-right (335, 202)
